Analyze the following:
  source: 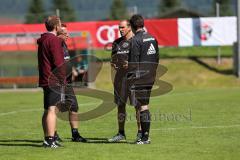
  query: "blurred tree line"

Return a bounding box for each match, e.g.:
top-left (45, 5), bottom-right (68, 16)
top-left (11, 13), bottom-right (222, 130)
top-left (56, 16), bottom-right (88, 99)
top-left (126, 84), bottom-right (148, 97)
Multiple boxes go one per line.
top-left (212, 0), bottom-right (232, 16)
top-left (25, 0), bottom-right (76, 23)
top-left (109, 0), bottom-right (233, 20)
top-left (25, 0), bottom-right (234, 23)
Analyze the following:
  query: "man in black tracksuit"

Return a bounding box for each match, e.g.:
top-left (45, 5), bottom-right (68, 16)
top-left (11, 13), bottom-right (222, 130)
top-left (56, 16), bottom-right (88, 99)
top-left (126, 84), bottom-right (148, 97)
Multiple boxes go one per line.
top-left (129, 14), bottom-right (159, 144)
top-left (108, 20), bottom-right (143, 143)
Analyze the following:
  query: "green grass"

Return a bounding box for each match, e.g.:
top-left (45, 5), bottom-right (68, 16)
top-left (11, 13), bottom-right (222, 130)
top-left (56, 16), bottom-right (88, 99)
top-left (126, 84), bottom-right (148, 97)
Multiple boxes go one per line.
top-left (94, 46), bottom-right (233, 60)
top-left (94, 58), bottom-right (240, 90)
top-left (0, 88), bottom-right (240, 160)
top-left (1, 56), bottom-right (240, 159)
top-left (159, 46), bottom-right (233, 58)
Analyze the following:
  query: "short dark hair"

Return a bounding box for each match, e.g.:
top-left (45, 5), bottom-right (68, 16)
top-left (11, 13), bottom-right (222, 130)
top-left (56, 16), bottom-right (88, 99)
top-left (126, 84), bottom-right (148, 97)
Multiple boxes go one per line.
top-left (61, 23), bottom-right (67, 28)
top-left (119, 20), bottom-right (131, 27)
top-left (130, 14), bottom-right (144, 31)
top-left (57, 23), bottom-right (67, 36)
top-left (45, 15), bottom-right (60, 31)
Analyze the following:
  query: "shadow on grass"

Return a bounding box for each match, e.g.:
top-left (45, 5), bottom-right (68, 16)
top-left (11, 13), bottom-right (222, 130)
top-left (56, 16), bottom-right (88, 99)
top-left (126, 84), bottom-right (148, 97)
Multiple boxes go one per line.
top-left (0, 143), bottom-right (42, 147)
top-left (0, 139), bottom-right (42, 143)
top-left (66, 137), bottom-right (131, 144)
top-left (0, 139), bottom-right (42, 147)
top-left (0, 138), bottom-right (135, 146)
top-left (188, 56), bottom-right (233, 75)
top-left (85, 137), bottom-right (134, 144)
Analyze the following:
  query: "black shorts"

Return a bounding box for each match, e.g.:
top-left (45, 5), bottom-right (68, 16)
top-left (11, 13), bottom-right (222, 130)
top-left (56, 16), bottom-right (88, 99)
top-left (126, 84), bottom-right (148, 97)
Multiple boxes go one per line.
top-left (114, 78), bottom-right (128, 106)
top-left (43, 86), bottom-right (78, 112)
top-left (114, 70), bottom-right (153, 107)
top-left (129, 84), bottom-right (153, 108)
top-left (63, 86), bottom-right (79, 112)
top-left (43, 86), bottom-right (62, 110)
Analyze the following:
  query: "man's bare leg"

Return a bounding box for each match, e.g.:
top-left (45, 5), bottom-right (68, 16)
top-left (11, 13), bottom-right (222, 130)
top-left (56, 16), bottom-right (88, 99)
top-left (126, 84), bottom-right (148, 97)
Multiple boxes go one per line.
top-left (69, 111), bottom-right (78, 129)
top-left (69, 111), bottom-right (87, 142)
top-left (42, 110), bottom-right (48, 137)
top-left (46, 106), bottom-right (57, 137)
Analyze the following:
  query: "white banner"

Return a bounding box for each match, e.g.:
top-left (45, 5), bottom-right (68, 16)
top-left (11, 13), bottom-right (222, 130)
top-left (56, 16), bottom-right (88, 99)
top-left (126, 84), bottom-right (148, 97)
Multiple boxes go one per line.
top-left (178, 17), bottom-right (237, 46)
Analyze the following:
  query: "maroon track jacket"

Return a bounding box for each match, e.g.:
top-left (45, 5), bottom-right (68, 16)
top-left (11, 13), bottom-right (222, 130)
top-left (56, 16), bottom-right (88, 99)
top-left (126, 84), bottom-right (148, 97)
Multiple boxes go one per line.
top-left (37, 33), bottom-right (65, 87)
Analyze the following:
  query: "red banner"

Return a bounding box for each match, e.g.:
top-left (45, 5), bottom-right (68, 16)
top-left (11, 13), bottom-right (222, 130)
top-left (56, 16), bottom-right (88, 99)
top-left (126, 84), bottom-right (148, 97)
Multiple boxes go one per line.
top-left (0, 19), bottom-right (178, 51)
top-left (145, 19), bottom-right (178, 46)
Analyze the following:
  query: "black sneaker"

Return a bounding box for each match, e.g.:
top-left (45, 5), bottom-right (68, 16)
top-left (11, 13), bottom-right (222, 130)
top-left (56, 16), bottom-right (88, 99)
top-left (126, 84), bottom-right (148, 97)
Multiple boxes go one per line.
top-left (54, 133), bottom-right (63, 143)
top-left (72, 134), bottom-right (87, 142)
top-left (43, 140), bottom-right (61, 148)
top-left (135, 132), bottom-right (142, 143)
top-left (54, 140), bottom-right (63, 147)
top-left (135, 138), bottom-right (151, 145)
top-left (108, 133), bottom-right (126, 142)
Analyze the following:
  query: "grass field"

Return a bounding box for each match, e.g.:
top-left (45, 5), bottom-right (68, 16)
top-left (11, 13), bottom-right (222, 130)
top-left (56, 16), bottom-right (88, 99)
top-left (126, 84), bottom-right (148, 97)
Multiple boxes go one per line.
top-left (1, 56), bottom-right (240, 160)
top-left (95, 46), bottom-right (233, 60)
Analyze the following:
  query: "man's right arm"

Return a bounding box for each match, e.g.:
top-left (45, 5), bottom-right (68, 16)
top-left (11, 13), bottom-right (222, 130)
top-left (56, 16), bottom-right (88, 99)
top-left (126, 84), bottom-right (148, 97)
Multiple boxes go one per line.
top-left (111, 41), bottom-right (118, 69)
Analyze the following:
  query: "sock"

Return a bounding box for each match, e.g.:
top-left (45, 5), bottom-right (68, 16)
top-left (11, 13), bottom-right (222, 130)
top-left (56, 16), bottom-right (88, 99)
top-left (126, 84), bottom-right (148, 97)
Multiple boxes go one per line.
top-left (54, 131), bottom-right (58, 137)
top-left (140, 110), bottom-right (151, 141)
top-left (118, 130), bottom-right (125, 136)
top-left (72, 128), bottom-right (79, 137)
top-left (138, 130), bottom-right (142, 133)
top-left (53, 131), bottom-right (58, 141)
top-left (45, 136), bottom-right (55, 144)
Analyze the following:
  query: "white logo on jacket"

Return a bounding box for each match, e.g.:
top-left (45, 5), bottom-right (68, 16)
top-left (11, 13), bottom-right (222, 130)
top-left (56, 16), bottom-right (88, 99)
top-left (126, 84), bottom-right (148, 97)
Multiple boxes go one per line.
top-left (147, 43), bottom-right (156, 55)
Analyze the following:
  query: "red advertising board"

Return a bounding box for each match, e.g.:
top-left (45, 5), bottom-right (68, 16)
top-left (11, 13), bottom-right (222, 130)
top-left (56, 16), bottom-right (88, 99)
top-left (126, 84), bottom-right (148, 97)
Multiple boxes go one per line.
top-left (0, 19), bottom-right (178, 51)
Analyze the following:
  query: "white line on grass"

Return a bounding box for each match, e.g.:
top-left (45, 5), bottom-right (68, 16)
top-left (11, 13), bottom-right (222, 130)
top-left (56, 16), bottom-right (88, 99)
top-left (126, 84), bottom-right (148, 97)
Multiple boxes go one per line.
top-left (151, 124), bottom-right (240, 131)
top-left (0, 88), bottom-right (42, 93)
top-left (1, 101), bottom-right (240, 132)
top-left (0, 109), bottom-right (41, 116)
top-left (1, 124), bottom-right (240, 136)
top-left (0, 102), bottom-right (102, 116)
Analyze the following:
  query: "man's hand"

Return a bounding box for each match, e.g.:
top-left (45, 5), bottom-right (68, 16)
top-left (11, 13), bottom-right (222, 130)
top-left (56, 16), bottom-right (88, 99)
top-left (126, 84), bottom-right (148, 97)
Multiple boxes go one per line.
top-left (72, 68), bottom-right (78, 76)
top-left (122, 61), bottom-right (128, 69)
top-left (111, 62), bottom-right (118, 69)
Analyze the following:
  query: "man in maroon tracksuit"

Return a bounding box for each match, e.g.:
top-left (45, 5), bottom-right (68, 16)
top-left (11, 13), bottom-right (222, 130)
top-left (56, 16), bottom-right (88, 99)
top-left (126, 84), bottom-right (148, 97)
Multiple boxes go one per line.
top-left (37, 15), bottom-right (64, 148)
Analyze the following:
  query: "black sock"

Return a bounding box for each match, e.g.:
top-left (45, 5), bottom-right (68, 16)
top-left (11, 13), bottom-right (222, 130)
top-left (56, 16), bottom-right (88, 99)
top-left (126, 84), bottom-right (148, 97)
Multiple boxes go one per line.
top-left (140, 110), bottom-right (151, 141)
top-left (138, 130), bottom-right (142, 133)
top-left (72, 128), bottom-right (79, 137)
top-left (53, 131), bottom-right (59, 141)
top-left (45, 136), bottom-right (54, 144)
top-left (54, 131), bottom-right (58, 137)
top-left (118, 130), bottom-right (125, 136)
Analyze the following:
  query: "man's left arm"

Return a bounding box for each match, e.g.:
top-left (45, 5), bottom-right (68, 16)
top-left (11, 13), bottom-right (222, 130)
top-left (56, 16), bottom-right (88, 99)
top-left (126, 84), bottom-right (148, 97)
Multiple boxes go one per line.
top-left (50, 38), bottom-right (66, 85)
